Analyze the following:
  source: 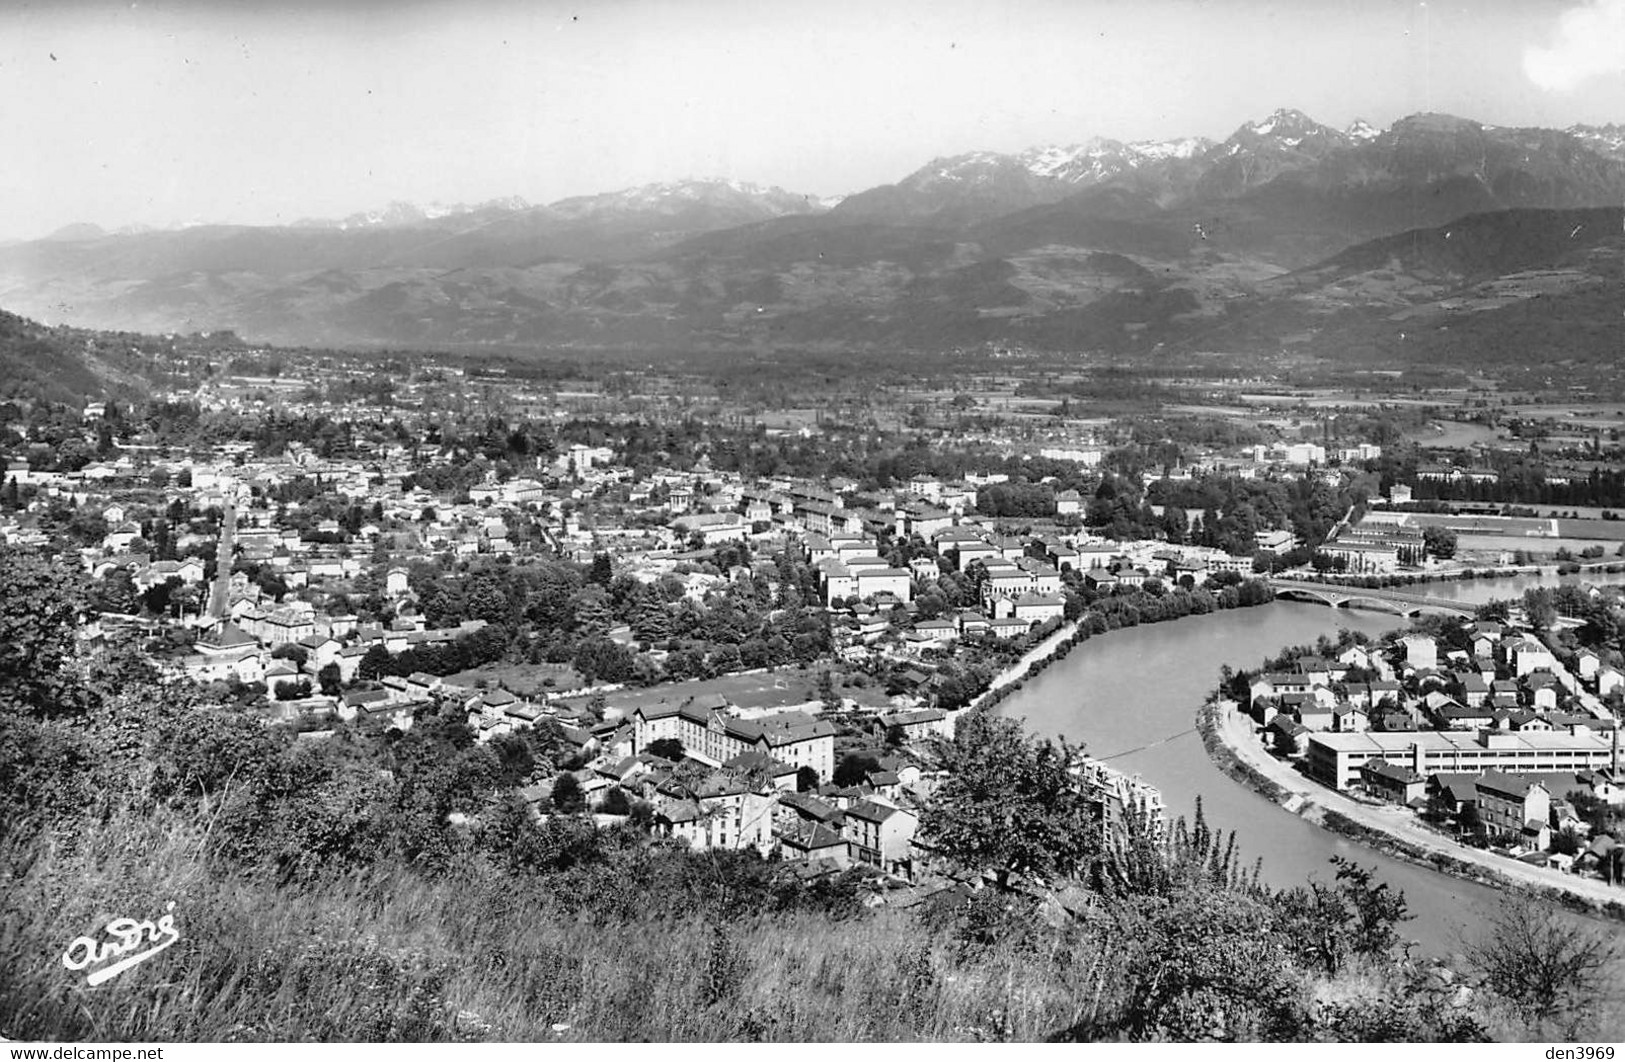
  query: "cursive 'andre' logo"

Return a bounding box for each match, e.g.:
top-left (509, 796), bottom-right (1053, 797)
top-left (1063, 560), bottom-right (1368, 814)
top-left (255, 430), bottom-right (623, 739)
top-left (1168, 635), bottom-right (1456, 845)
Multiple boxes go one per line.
top-left (61, 903), bottom-right (181, 987)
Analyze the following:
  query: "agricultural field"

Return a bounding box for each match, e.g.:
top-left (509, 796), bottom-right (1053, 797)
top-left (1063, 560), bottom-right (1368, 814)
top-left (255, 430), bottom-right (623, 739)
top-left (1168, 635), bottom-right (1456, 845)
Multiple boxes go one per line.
top-left (1414, 421), bottom-right (1507, 449)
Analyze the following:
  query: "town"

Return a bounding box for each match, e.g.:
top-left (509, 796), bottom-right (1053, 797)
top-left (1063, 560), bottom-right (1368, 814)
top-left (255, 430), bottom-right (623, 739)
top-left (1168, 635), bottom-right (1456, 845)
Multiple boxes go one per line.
top-left (1237, 609), bottom-right (1625, 887)
top-left (6, 332), bottom-right (1625, 1042)
top-left (10, 0), bottom-right (1625, 1042)
top-left (8, 338), bottom-right (1625, 883)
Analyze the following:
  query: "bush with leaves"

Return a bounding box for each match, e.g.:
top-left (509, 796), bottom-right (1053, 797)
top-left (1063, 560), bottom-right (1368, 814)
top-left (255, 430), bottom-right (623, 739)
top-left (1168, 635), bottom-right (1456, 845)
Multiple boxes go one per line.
top-left (918, 887), bottom-right (1047, 964)
top-left (1275, 857), bottom-right (1411, 976)
top-left (1120, 885), bottom-right (1307, 1042)
top-left (0, 548), bottom-right (90, 716)
top-left (1312, 967), bottom-right (1487, 1043)
top-left (1467, 898), bottom-right (1621, 1030)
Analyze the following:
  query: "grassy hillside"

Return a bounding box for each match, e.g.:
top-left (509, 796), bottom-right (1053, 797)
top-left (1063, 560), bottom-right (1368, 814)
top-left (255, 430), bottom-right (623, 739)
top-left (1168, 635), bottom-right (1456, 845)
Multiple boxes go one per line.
top-left (0, 310), bottom-right (125, 406)
top-left (0, 309), bottom-right (227, 407)
top-left (11, 800), bottom-right (1606, 1043)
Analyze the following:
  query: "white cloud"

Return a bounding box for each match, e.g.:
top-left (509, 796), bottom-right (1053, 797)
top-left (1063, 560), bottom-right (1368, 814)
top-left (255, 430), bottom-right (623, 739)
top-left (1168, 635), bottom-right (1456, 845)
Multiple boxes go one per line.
top-left (1524, 0), bottom-right (1625, 92)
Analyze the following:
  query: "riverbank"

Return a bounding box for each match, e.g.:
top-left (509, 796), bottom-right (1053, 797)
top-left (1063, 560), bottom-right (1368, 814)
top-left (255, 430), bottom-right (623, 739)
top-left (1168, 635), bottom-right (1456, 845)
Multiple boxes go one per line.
top-left (1273, 565), bottom-right (1540, 589)
top-left (977, 581), bottom-right (1278, 715)
top-left (1198, 697), bottom-right (1625, 922)
top-left (1277, 562), bottom-right (1625, 592)
top-left (977, 617), bottom-right (1082, 705)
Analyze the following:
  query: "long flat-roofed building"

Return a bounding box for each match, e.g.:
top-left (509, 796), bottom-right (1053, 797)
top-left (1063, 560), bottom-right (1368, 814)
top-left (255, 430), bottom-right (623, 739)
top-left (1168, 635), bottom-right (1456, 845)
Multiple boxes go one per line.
top-left (1307, 727), bottom-right (1617, 791)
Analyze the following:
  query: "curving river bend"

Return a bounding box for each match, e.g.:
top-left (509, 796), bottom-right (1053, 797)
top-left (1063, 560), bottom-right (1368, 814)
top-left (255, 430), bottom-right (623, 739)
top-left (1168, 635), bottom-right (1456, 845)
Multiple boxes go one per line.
top-left (996, 573), bottom-right (1625, 955)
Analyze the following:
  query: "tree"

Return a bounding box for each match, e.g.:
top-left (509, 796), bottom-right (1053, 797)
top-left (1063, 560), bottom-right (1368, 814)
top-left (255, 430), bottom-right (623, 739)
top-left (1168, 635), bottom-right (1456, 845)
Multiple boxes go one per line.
top-left (358, 644), bottom-right (393, 682)
top-left (1328, 857), bottom-right (1409, 960)
top-left (1466, 898), bottom-right (1620, 1026)
top-left (817, 669), bottom-right (841, 712)
top-left (589, 553), bottom-right (613, 586)
top-left (139, 576), bottom-right (182, 617)
top-left (1422, 525), bottom-right (1457, 560)
top-left (646, 737), bottom-right (685, 761)
top-left (599, 785), bottom-right (633, 815)
top-left (833, 753), bottom-right (881, 788)
top-left (796, 765), bottom-right (820, 792)
top-left (1522, 588), bottom-right (1559, 631)
top-left (1550, 825), bottom-right (1584, 857)
top-left (88, 567), bottom-right (138, 616)
top-left (571, 586), bottom-right (613, 636)
top-left (633, 597), bottom-right (673, 644)
top-left (271, 643), bottom-right (309, 667)
top-left (317, 663), bottom-right (342, 697)
top-left (920, 709), bottom-right (1097, 888)
top-left (0, 549), bottom-right (88, 716)
top-left (551, 772), bottom-right (585, 813)
top-left (573, 636), bottom-right (634, 685)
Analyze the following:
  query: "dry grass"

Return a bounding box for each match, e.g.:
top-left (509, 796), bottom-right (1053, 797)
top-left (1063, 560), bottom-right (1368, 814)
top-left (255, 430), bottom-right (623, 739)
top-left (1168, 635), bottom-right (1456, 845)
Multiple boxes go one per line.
top-left (0, 807), bottom-right (1121, 1041)
top-left (7, 806), bottom-right (1624, 1043)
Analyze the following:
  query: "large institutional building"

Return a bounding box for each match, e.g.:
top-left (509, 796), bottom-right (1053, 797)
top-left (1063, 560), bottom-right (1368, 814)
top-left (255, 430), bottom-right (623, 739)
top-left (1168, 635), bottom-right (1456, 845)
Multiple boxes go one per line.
top-left (1306, 726), bottom-right (1618, 791)
top-left (632, 699), bottom-right (837, 781)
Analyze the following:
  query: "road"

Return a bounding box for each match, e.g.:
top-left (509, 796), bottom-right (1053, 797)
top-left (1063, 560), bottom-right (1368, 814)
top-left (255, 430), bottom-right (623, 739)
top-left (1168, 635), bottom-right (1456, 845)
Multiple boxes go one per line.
top-left (1213, 700), bottom-right (1625, 909)
top-left (1535, 631), bottom-right (1614, 722)
top-left (209, 497), bottom-right (236, 621)
top-left (979, 618), bottom-right (1082, 705)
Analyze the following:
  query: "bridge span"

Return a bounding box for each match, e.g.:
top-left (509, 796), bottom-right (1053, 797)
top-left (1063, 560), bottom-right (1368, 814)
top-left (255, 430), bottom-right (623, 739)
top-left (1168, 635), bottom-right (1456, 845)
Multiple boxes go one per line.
top-left (1265, 578), bottom-right (1477, 618)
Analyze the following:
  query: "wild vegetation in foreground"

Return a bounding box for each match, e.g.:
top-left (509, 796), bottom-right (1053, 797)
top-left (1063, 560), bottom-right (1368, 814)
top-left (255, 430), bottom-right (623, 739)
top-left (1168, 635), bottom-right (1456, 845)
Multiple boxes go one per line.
top-left (6, 795), bottom-right (1621, 1043)
top-left (2, 552), bottom-right (1623, 1042)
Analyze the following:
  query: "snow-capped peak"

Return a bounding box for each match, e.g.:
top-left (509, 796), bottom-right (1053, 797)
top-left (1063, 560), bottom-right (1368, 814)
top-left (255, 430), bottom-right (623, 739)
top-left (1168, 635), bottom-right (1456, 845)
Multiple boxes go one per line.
top-left (1567, 123), bottom-right (1625, 152)
top-left (293, 196), bottom-right (533, 230)
top-left (1002, 136), bottom-right (1213, 182)
top-left (545, 178), bottom-right (829, 220)
top-left (1127, 136), bottom-right (1213, 160)
top-left (1238, 108), bottom-right (1329, 140)
top-left (1019, 143), bottom-right (1115, 178)
top-left (1346, 117), bottom-right (1380, 141)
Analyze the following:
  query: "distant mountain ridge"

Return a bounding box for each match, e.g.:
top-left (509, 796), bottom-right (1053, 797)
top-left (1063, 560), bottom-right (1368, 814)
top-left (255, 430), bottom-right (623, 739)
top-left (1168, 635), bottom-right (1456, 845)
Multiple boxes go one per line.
top-left (291, 196), bottom-right (534, 231)
top-left (284, 179), bottom-right (836, 233)
top-left (835, 109), bottom-right (1625, 229)
top-left (3, 108), bottom-right (1622, 356)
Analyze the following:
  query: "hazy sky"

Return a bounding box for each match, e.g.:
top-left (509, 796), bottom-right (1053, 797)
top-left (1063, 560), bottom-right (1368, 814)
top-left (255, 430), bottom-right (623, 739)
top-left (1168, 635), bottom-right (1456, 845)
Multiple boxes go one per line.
top-left (3, 0), bottom-right (1622, 239)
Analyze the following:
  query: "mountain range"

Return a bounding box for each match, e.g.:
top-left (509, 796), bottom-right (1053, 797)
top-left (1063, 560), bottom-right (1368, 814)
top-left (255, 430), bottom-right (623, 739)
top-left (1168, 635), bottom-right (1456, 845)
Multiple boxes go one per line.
top-left (3, 109), bottom-right (1623, 361)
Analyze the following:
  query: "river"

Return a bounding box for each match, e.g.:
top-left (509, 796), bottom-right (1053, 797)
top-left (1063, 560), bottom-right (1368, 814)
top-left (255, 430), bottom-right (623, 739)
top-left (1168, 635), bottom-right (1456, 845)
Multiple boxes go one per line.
top-left (995, 589), bottom-right (1619, 956)
top-left (1320, 569), bottom-right (1625, 605)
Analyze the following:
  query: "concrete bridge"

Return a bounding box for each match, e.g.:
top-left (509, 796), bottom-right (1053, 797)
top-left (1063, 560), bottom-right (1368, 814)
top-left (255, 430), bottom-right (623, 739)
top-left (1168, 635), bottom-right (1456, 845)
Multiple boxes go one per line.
top-left (1265, 578), bottom-right (1478, 618)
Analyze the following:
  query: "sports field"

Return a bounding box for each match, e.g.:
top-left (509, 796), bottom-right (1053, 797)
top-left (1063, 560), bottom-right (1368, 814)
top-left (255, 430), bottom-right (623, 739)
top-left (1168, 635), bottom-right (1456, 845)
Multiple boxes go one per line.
top-left (1386, 512), bottom-right (1625, 543)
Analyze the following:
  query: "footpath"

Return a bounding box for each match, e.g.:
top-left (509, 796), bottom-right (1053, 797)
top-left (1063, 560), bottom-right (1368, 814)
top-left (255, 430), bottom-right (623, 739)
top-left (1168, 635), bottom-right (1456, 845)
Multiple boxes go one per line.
top-left (979, 618), bottom-right (1082, 703)
top-left (1209, 700), bottom-right (1625, 913)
